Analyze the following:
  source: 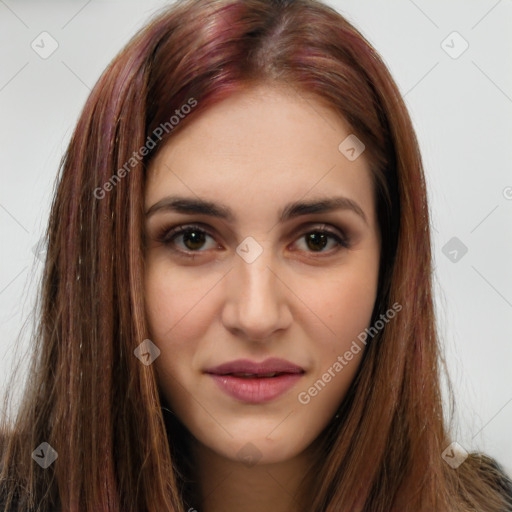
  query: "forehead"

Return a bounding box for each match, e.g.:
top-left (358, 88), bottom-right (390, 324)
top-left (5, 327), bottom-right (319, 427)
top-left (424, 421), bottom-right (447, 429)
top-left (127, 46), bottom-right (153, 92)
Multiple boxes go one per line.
top-left (145, 84), bottom-right (375, 223)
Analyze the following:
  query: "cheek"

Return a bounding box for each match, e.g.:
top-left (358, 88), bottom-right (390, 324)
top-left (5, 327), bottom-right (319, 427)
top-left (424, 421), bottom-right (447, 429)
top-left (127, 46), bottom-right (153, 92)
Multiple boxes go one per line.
top-left (144, 260), bottom-right (219, 392)
top-left (331, 274), bottom-right (377, 339)
top-left (144, 266), bottom-right (196, 412)
top-left (295, 275), bottom-right (376, 422)
top-left (144, 259), bottom-right (207, 338)
top-left (144, 263), bottom-right (197, 371)
top-left (319, 258), bottom-right (379, 346)
top-left (301, 253), bottom-right (379, 395)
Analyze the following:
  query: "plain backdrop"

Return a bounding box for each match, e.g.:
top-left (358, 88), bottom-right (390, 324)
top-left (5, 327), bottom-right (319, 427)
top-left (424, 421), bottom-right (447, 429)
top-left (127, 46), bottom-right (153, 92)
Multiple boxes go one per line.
top-left (1, 0), bottom-right (511, 475)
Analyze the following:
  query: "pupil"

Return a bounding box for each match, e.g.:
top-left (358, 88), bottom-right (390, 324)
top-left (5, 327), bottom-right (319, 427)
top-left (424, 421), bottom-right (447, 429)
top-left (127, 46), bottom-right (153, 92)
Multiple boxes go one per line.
top-left (184, 230), bottom-right (205, 250)
top-left (307, 233), bottom-right (327, 251)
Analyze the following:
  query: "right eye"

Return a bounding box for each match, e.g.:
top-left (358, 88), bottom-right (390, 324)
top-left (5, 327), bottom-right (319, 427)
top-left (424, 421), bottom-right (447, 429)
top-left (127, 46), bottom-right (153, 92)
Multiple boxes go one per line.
top-left (157, 224), bottom-right (219, 256)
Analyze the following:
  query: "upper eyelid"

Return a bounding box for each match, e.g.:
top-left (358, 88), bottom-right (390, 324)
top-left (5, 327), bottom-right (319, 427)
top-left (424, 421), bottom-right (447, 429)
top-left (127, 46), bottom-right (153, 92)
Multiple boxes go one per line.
top-left (160, 221), bottom-right (347, 237)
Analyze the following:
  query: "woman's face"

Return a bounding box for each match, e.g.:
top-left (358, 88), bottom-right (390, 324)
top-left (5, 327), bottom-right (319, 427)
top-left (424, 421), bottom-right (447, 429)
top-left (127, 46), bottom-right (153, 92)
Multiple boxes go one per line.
top-left (144, 84), bottom-right (380, 465)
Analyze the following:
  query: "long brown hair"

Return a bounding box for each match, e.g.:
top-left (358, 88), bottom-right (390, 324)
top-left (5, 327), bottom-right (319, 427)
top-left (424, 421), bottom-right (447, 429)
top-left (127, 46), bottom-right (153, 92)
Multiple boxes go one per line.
top-left (1, 0), bottom-right (510, 510)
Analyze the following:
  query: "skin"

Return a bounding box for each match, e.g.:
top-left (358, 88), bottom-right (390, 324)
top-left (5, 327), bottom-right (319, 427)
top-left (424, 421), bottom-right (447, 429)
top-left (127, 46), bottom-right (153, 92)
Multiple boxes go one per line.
top-left (144, 83), bottom-right (381, 512)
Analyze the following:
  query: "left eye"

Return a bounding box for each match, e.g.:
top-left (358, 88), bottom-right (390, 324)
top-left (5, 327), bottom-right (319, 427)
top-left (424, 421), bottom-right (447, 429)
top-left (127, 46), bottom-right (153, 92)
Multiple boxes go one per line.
top-left (294, 229), bottom-right (348, 253)
top-left (158, 224), bottom-right (349, 256)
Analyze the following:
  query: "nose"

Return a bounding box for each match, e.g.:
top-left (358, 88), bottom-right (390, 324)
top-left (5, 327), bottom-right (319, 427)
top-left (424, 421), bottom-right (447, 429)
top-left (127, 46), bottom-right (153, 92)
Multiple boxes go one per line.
top-left (221, 243), bottom-right (292, 342)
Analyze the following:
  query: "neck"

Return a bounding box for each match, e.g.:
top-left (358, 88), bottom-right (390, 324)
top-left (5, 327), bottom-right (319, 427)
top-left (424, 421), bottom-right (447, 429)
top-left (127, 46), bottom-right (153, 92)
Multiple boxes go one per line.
top-left (188, 438), bottom-right (317, 512)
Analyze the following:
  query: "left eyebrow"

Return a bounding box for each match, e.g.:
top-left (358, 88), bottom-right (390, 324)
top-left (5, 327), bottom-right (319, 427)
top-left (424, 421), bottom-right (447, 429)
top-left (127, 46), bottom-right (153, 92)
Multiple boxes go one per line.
top-left (145, 195), bottom-right (368, 225)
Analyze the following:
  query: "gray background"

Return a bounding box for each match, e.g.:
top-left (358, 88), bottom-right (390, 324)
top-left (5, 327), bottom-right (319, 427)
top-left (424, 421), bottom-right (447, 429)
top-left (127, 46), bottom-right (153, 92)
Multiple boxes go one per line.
top-left (1, 0), bottom-right (511, 474)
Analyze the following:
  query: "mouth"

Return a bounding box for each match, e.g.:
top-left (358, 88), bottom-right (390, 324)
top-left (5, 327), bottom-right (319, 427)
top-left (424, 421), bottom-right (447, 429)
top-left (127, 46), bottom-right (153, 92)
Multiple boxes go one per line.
top-left (204, 358), bottom-right (305, 403)
top-left (204, 357), bottom-right (304, 376)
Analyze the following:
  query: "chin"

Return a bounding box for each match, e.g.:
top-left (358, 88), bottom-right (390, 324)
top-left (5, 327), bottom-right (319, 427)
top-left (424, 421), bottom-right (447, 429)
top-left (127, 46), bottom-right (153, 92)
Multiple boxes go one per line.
top-left (202, 428), bottom-right (313, 467)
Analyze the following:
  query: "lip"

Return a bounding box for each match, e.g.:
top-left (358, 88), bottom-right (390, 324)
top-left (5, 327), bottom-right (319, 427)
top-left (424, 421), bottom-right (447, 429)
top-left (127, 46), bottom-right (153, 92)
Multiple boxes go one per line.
top-left (204, 358), bottom-right (305, 404)
top-left (204, 357), bottom-right (304, 375)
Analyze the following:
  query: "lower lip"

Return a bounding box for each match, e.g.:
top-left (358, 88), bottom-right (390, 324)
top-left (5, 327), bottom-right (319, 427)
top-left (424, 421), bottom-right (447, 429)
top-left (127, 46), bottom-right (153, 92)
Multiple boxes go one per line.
top-left (207, 373), bottom-right (303, 403)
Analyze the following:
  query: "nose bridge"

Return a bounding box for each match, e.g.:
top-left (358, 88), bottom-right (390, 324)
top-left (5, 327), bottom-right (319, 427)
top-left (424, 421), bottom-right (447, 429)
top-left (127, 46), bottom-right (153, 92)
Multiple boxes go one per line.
top-left (223, 236), bottom-right (289, 339)
top-left (237, 238), bottom-right (278, 307)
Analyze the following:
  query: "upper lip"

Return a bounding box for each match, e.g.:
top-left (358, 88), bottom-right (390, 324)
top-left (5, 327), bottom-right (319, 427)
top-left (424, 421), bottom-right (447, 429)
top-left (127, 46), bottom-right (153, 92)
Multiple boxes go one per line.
top-left (204, 357), bottom-right (304, 376)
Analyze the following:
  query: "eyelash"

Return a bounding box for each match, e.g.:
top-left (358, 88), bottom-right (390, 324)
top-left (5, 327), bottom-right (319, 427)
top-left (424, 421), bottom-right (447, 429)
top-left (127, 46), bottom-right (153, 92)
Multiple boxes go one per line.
top-left (155, 223), bottom-right (350, 258)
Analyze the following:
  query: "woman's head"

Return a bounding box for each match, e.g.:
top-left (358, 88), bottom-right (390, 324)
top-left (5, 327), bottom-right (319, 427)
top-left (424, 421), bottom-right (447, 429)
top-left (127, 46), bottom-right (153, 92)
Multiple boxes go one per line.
top-left (141, 0), bottom-right (401, 495)
top-left (139, 0), bottom-right (406, 497)
top-left (144, 82), bottom-right (381, 466)
top-left (1, 0), bottom-right (510, 511)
